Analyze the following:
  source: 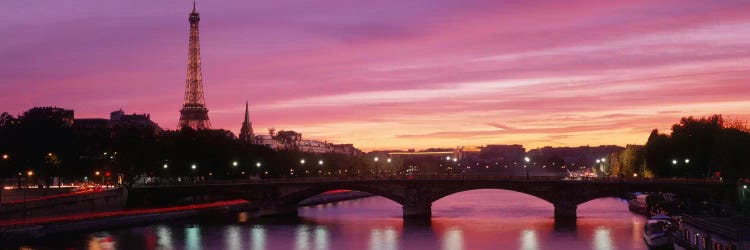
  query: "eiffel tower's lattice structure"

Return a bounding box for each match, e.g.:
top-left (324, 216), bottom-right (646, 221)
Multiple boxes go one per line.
top-left (178, 2), bottom-right (211, 130)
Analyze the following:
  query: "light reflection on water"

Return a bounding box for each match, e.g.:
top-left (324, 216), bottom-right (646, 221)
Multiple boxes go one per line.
top-left (251, 225), bottom-right (265, 250)
top-left (521, 229), bottom-right (539, 250)
top-left (156, 225), bottom-right (173, 250)
top-left (17, 190), bottom-right (647, 250)
top-left (185, 226), bottom-right (200, 250)
top-left (593, 228), bottom-right (613, 250)
top-left (442, 228), bottom-right (464, 250)
top-left (294, 225), bottom-right (309, 250)
top-left (225, 225), bottom-right (242, 250)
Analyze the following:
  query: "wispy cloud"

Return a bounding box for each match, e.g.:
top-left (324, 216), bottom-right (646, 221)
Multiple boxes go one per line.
top-left (2, 0), bottom-right (750, 150)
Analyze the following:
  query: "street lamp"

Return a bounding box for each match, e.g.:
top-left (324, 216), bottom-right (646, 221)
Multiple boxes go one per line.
top-left (163, 164), bottom-right (168, 169)
top-left (318, 160), bottom-right (324, 166)
top-left (387, 158), bottom-right (391, 163)
top-left (0, 154), bottom-right (7, 203)
top-left (256, 162), bottom-right (262, 168)
top-left (672, 159), bottom-right (678, 165)
top-left (232, 161), bottom-right (238, 167)
top-left (684, 158), bottom-right (690, 164)
top-left (191, 164), bottom-right (197, 170)
top-left (524, 157), bottom-right (530, 179)
top-left (27, 170), bottom-right (34, 188)
top-left (300, 159), bottom-right (306, 165)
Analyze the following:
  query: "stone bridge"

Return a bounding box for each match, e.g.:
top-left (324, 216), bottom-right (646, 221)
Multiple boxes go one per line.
top-left (128, 176), bottom-right (727, 221)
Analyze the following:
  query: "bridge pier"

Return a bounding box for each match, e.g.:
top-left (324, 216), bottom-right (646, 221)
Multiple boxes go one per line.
top-left (553, 202), bottom-right (577, 220)
top-left (402, 203), bottom-right (432, 219)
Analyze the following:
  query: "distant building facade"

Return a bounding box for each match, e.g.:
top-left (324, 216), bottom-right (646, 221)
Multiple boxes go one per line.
top-left (527, 145), bottom-right (624, 167)
top-left (74, 109), bottom-right (162, 136)
top-left (251, 128), bottom-right (361, 156)
top-left (21, 107), bottom-right (75, 127)
top-left (479, 144), bottom-right (526, 164)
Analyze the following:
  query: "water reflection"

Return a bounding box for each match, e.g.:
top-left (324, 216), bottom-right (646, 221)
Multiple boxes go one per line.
top-left (295, 225), bottom-right (310, 250)
top-left (314, 226), bottom-right (329, 250)
top-left (442, 227), bottom-right (464, 250)
top-left (368, 227), bottom-right (398, 250)
top-left (593, 228), bottom-right (613, 250)
top-left (185, 226), bottom-right (201, 250)
top-left (632, 217), bottom-right (643, 244)
top-left (16, 190), bottom-right (648, 250)
top-left (87, 233), bottom-right (115, 250)
top-left (251, 225), bottom-right (266, 250)
top-left (156, 225), bottom-right (173, 250)
top-left (225, 226), bottom-right (242, 250)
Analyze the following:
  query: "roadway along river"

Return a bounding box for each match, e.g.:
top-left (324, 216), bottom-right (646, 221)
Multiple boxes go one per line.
top-left (17, 190), bottom-right (647, 250)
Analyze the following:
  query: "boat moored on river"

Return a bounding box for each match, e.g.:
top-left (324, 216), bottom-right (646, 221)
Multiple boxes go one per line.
top-left (644, 215), bottom-right (674, 248)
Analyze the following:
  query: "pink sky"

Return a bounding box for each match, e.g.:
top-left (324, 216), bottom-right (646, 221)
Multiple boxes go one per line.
top-left (2, 1), bottom-right (750, 151)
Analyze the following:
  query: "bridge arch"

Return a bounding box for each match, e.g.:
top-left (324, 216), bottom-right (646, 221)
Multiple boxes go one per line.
top-left (431, 188), bottom-right (555, 207)
top-left (277, 184), bottom-right (406, 208)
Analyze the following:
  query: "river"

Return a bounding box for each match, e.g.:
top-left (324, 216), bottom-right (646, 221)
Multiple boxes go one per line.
top-left (15, 190), bottom-right (647, 250)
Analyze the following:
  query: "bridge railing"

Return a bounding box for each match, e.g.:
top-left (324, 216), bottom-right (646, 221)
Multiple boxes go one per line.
top-left (134, 174), bottom-right (723, 187)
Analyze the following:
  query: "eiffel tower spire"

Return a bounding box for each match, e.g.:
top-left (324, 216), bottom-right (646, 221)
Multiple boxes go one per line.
top-left (178, 1), bottom-right (211, 130)
top-left (239, 101), bottom-right (254, 143)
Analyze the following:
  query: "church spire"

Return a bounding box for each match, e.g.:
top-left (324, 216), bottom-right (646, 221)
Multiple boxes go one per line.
top-left (239, 101), bottom-right (254, 143)
top-left (244, 101), bottom-right (250, 124)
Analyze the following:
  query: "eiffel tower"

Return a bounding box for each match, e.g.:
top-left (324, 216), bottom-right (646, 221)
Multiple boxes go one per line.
top-left (178, 1), bottom-right (211, 130)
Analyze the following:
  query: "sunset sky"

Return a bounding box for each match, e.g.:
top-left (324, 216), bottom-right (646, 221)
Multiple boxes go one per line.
top-left (2, 1), bottom-right (750, 151)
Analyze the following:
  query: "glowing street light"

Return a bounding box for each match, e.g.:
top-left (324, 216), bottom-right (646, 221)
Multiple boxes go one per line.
top-left (191, 164), bottom-right (197, 170)
top-left (453, 158), bottom-right (458, 162)
top-left (256, 162), bottom-right (262, 168)
top-left (596, 159), bottom-right (601, 163)
top-left (27, 170), bottom-right (33, 177)
top-left (672, 159), bottom-right (678, 165)
top-left (318, 160), bottom-right (324, 166)
top-left (524, 157), bottom-right (531, 179)
top-left (95, 171), bottom-right (100, 176)
top-left (232, 161), bottom-right (238, 167)
top-left (600, 158), bottom-right (606, 162)
top-left (163, 164), bottom-right (168, 169)
top-left (2, 154), bottom-right (8, 160)
top-left (387, 158), bottom-right (392, 163)
top-left (446, 156), bottom-right (451, 161)
top-left (374, 157), bottom-right (379, 162)
top-left (300, 159), bottom-right (306, 165)
top-left (684, 158), bottom-right (690, 164)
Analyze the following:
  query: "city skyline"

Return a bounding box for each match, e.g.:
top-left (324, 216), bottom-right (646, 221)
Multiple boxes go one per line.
top-left (2, 1), bottom-right (750, 151)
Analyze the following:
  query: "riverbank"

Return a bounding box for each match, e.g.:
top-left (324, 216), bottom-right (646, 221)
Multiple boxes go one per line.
top-left (0, 190), bottom-right (371, 242)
